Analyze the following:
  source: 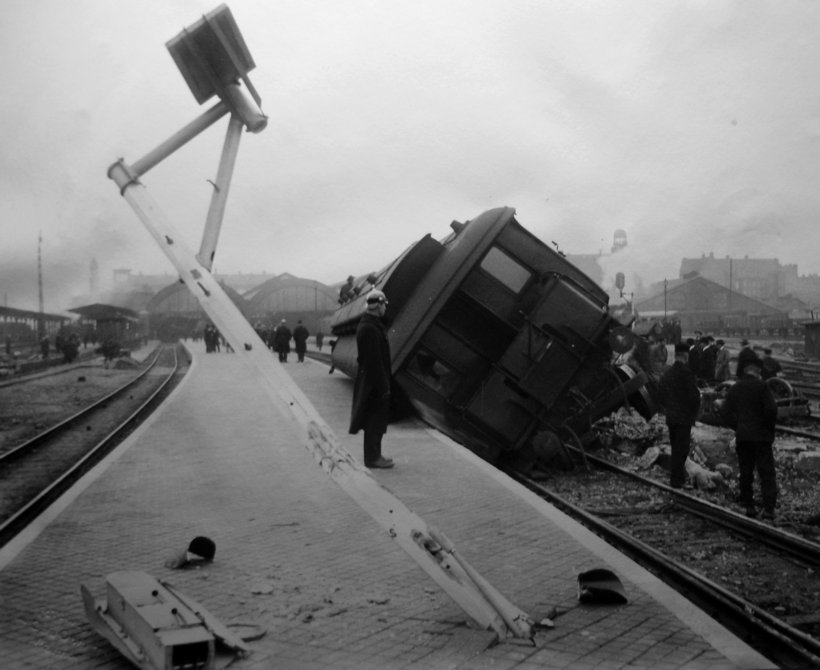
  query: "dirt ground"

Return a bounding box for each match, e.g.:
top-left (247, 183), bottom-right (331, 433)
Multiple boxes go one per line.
top-left (0, 364), bottom-right (139, 454)
top-left (593, 406), bottom-right (820, 536)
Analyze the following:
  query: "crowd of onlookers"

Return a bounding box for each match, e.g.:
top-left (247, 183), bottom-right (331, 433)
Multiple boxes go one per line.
top-left (651, 329), bottom-right (785, 520)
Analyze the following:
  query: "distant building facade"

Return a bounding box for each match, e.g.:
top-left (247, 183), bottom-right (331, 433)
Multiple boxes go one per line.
top-left (679, 253), bottom-right (820, 308)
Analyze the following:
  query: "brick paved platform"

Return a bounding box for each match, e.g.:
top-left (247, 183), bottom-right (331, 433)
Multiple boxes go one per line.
top-left (0, 341), bottom-right (775, 669)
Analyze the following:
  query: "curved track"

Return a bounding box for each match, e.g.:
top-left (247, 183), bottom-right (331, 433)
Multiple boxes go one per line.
top-left (0, 343), bottom-right (186, 548)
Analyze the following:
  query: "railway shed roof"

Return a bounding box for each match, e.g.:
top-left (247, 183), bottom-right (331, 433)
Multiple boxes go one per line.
top-left (68, 303), bottom-right (139, 322)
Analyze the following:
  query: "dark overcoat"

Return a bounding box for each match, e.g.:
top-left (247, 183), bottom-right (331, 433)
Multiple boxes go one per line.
top-left (292, 325), bottom-right (309, 354)
top-left (657, 360), bottom-right (701, 426)
top-left (735, 347), bottom-right (761, 379)
top-left (274, 324), bottom-right (292, 353)
top-left (722, 377), bottom-right (777, 442)
top-left (349, 312), bottom-right (391, 435)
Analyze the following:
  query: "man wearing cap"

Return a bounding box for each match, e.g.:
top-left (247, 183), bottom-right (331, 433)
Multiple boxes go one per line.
top-left (723, 361), bottom-right (778, 519)
top-left (657, 343), bottom-right (701, 488)
top-left (735, 339), bottom-right (761, 379)
top-left (349, 290), bottom-right (394, 469)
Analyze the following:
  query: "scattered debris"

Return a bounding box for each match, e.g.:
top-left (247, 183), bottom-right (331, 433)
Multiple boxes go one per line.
top-left (577, 568), bottom-right (628, 605)
top-left (165, 535), bottom-right (216, 569)
top-left (250, 582), bottom-right (275, 595)
top-left (82, 570), bottom-right (251, 670)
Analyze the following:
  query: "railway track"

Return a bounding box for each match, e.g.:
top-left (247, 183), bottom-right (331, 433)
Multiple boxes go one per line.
top-left (508, 453), bottom-right (820, 669)
top-left (0, 343), bottom-right (187, 549)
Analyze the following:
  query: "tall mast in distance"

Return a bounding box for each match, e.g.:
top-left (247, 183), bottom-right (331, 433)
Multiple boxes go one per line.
top-left (37, 231), bottom-right (45, 338)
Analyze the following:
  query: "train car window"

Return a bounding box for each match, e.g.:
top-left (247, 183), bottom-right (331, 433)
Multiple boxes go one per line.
top-left (405, 349), bottom-right (460, 397)
top-left (479, 247), bottom-right (531, 294)
top-left (437, 294), bottom-right (515, 360)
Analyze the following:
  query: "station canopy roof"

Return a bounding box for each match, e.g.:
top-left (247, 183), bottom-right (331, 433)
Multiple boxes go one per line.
top-left (69, 303), bottom-right (139, 321)
top-left (0, 306), bottom-right (69, 321)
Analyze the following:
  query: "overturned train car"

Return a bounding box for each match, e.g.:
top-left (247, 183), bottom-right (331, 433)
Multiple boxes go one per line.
top-left (330, 207), bottom-right (655, 466)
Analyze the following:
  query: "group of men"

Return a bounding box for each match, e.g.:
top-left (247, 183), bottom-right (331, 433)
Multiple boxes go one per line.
top-left (658, 337), bottom-right (780, 520)
top-left (254, 319), bottom-right (311, 363)
top-left (683, 333), bottom-right (731, 383)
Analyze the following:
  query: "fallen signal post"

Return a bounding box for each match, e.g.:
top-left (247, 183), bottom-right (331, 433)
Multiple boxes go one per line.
top-left (105, 3), bottom-right (533, 644)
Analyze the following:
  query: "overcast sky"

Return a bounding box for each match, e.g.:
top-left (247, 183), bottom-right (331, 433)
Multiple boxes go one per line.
top-left (2, 0), bottom-right (820, 312)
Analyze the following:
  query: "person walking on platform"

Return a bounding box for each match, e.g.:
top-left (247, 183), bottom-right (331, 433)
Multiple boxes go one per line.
top-left (657, 343), bottom-right (701, 489)
top-left (722, 361), bottom-right (778, 520)
top-left (349, 289), bottom-right (394, 469)
top-left (293, 320), bottom-right (309, 363)
top-left (735, 339), bottom-right (761, 379)
top-left (274, 319), bottom-right (292, 363)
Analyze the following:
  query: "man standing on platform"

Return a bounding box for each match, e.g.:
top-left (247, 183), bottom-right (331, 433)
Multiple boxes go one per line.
top-left (657, 343), bottom-right (701, 488)
top-left (274, 319), bottom-right (292, 363)
top-left (292, 320), bottom-right (309, 363)
top-left (349, 289), bottom-right (394, 469)
top-left (723, 361), bottom-right (779, 519)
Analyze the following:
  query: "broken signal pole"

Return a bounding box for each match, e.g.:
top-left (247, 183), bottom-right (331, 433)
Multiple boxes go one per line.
top-left (105, 3), bottom-right (533, 642)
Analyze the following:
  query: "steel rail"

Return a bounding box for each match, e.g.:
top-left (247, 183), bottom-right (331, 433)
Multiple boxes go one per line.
top-left (0, 360), bottom-right (102, 389)
top-left (0, 347), bottom-right (163, 465)
top-left (508, 469), bottom-right (820, 670)
top-left (569, 447), bottom-right (820, 567)
top-left (775, 423), bottom-right (820, 440)
top-left (0, 345), bottom-right (181, 549)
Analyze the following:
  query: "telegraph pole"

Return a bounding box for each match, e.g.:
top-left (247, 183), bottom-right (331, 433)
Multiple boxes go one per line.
top-left (37, 231), bottom-right (45, 338)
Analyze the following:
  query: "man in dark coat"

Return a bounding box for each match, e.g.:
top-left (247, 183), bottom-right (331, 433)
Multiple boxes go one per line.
top-left (657, 343), bottom-right (701, 488)
top-left (735, 339), bottom-right (761, 379)
top-left (698, 336), bottom-right (717, 383)
top-left (274, 319), bottom-right (292, 362)
top-left (687, 336), bottom-right (702, 378)
top-left (292, 320), bottom-right (309, 363)
top-left (349, 289), bottom-right (394, 469)
top-left (723, 362), bottom-right (778, 519)
top-left (760, 348), bottom-right (782, 380)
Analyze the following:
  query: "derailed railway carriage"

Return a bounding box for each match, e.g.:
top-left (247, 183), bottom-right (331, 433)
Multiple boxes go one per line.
top-left (330, 207), bottom-right (655, 466)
